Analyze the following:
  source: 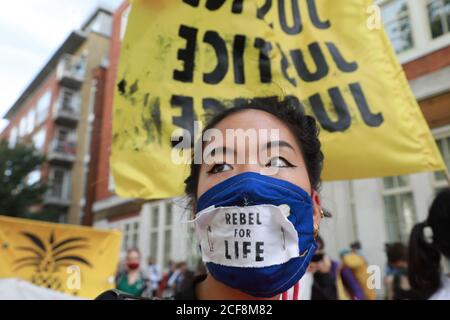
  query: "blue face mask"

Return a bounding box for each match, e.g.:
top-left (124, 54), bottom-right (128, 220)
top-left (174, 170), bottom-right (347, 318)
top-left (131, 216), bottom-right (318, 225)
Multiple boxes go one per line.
top-left (192, 172), bottom-right (317, 298)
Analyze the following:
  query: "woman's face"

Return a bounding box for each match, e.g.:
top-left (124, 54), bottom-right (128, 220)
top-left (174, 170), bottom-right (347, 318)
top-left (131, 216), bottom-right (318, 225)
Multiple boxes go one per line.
top-left (194, 109), bottom-right (323, 298)
top-left (197, 109), bottom-right (313, 198)
top-left (126, 250), bottom-right (140, 268)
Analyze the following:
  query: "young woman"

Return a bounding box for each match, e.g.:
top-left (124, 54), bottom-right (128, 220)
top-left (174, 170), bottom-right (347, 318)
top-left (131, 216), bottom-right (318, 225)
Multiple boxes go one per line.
top-left (181, 99), bottom-right (326, 300)
top-left (97, 99), bottom-right (326, 300)
top-left (114, 248), bottom-right (147, 297)
top-left (408, 187), bottom-right (450, 300)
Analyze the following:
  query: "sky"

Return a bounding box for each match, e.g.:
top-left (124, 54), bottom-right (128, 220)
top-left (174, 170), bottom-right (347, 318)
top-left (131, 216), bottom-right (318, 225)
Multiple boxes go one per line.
top-left (0, 0), bottom-right (123, 131)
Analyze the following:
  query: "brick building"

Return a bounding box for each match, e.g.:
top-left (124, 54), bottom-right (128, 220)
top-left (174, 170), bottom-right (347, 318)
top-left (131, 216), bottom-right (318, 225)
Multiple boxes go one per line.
top-left (0, 8), bottom-right (113, 224)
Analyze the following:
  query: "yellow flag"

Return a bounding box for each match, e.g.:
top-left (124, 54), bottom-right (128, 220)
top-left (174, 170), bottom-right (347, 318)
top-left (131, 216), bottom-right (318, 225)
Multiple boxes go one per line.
top-left (112, 0), bottom-right (445, 199)
top-left (0, 216), bottom-right (121, 299)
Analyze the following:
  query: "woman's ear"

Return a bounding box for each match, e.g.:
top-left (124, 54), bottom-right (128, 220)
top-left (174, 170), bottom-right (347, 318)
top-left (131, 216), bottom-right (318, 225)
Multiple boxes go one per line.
top-left (311, 191), bottom-right (322, 233)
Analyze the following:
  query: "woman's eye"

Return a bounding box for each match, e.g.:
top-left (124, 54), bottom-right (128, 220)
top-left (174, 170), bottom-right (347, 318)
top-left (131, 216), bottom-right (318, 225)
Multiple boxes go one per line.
top-left (207, 163), bottom-right (234, 174)
top-left (266, 157), bottom-right (293, 168)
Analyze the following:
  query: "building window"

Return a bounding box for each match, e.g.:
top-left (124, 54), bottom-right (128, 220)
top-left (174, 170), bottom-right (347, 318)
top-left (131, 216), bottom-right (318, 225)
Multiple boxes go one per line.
top-left (381, 0), bottom-right (414, 53)
top-left (120, 6), bottom-right (131, 41)
top-left (121, 220), bottom-right (139, 251)
top-left (150, 231), bottom-right (158, 261)
top-left (148, 201), bottom-right (174, 269)
top-left (165, 202), bottom-right (173, 226)
top-left (59, 54), bottom-right (86, 79)
top-left (123, 223), bottom-right (130, 251)
top-left (433, 136), bottom-right (450, 190)
top-left (26, 109), bottom-right (35, 135)
top-left (8, 127), bottom-right (18, 148)
top-left (382, 176), bottom-right (417, 243)
top-left (348, 181), bottom-right (359, 242)
top-left (163, 202), bottom-right (173, 268)
top-left (132, 221), bottom-right (140, 248)
top-left (52, 128), bottom-right (76, 155)
top-left (55, 128), bottom-right (69, 151)
top-left (59, 88), bottom-right (79, 114)
top-left (48, 168), bottom-right (71, 201)
top-left (427, 0), bottom-right (450, 38)
top-left (108, 170), bottom-right (115, 193)
top-left (149, 205), bottom-right (160, 259)
top-left (36, 91), bottom-right (51, 125)
top-left (32, 129), bottom-right (46, 151)
top-left (19, 117), bottom-right (27, 138)
top-left (151, 205), bottom-right (159, 229)
top-left (163, 229), bottom-right (172, 268)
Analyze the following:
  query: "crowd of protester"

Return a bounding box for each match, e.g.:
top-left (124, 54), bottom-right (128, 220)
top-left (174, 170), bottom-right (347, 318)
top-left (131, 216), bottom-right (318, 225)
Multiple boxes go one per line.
top-left (113, 188), bottom-right (450, 300)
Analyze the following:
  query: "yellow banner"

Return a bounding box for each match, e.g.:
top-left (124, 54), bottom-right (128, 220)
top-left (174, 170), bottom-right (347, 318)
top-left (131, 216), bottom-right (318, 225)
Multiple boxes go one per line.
top-left (112, 0), bottom-right (445, 199)
top-left (0, 216), bottom-right (121, 299)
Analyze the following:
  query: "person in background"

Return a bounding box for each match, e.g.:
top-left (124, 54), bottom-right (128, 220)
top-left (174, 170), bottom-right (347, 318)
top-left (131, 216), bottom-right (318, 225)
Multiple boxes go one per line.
top-left (350, 241), bottom-right (365, 258)
top-left (166, 262), bottom-right (182, 293)
top-left (310, 236), bottom-right (337, 300)
top-left (309, 236), bottom-right (351, 300)
top-left (340, 241), bottom-right (376, 300)
top-left (384, 242), bottom-right (421, 300)
top-left (408, 187), bottom-right (450, 300)
top-left (145, 257), bottom-right (161, 298)
top-left (156, 260), bottom-right (176, 298)
top-left (339, 250), bottom-right (366, 300)
top-left (115, 248), bottom-right (147, 297)
top-left (174, 262), bottom-right (195, 298)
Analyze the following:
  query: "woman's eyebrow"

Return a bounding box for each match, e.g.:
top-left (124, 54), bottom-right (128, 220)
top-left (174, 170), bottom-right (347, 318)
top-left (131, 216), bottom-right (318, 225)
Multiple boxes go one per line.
top-left (262, 140), bottom-right (296, 152)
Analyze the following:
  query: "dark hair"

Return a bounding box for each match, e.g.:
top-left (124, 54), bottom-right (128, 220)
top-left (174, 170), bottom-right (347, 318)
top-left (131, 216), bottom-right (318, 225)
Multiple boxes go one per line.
top-left (184, 99), bottom-right (324, 206)
top-left (408, 187), bottom-right (450, 298)
top-left (386, 242), bottom-right (407, 265)
top-left (350, 241), bottom-right (361, 251)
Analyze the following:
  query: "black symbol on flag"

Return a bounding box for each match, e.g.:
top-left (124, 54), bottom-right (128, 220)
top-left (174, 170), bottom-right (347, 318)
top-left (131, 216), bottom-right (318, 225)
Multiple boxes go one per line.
top-left (13, 231), bottom-right (92, 292)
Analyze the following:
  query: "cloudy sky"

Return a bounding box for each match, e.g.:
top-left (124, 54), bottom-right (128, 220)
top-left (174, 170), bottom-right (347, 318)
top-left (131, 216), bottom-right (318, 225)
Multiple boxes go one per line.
top-left (0, 0), bottom-right (123, 131)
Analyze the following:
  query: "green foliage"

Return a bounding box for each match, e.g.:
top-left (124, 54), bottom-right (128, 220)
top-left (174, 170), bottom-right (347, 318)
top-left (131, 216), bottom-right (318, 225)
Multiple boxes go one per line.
top-left (0, 140), bottom-right (47, 218)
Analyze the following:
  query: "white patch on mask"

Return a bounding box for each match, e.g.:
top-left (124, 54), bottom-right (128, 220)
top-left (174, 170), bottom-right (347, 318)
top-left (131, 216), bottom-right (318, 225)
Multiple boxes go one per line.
top-left (189, 204), bottom-right (301, 268)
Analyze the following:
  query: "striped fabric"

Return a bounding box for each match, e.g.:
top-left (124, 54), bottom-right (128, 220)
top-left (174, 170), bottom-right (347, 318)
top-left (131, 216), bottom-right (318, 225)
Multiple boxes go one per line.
top-left (281, 282), bottom-right (301, 300)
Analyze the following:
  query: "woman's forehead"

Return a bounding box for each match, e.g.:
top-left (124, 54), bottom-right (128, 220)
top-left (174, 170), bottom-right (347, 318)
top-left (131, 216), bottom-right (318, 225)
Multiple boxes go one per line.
top-left (213, 109), bottom-right (288, 129)
top-left (127, 251), bottom-right (139, 258)
top-left (205, 109), bottom-right (300, 150)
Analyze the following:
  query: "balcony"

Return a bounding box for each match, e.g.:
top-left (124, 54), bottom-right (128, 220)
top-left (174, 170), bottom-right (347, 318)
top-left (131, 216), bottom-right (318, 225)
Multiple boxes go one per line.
top-left (52, 90), bottom-right (80, 127)
top-left (44, 194), bottom-right (71, 207)
top-left (47, 139), bottom-right (77, 166)
top-left (44, 168), bottom-right (72, 207)
top-left (56, 54), bottom-right (86, 89)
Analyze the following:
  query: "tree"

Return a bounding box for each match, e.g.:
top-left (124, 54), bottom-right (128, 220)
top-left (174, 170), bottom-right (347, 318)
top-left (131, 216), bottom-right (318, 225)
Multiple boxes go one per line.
top-left (0, 140), bottom-right (47, 218)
